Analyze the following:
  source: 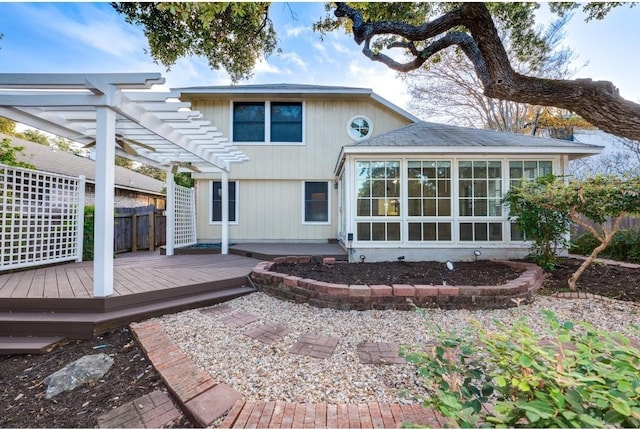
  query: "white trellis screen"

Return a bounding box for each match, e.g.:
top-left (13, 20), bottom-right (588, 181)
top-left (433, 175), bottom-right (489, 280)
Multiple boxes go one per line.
top-left (173, 183), bottom-right (197, 248)
top-left (0, 164), bottom-right (85, 271)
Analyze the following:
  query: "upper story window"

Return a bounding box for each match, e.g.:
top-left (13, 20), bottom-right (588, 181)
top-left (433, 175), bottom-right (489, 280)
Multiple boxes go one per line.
top-left (232, 101), bottom-right (303, 143)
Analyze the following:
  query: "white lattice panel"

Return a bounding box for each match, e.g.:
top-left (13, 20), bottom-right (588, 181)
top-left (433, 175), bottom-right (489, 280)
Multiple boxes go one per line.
top-left (174, 184), bottom-right (196, 248)
top-left (1, 164), bottom-right (84, 270)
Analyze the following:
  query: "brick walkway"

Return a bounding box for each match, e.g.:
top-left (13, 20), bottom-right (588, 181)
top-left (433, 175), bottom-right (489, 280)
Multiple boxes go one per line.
top-left (220, 400), bottom-right (443, 428)
top-left (97, 390), bottom-right (182, 428)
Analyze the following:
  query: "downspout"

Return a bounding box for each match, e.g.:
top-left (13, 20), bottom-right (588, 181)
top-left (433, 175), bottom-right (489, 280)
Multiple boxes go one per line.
top-left (221, 169), bottom-right (229, 255)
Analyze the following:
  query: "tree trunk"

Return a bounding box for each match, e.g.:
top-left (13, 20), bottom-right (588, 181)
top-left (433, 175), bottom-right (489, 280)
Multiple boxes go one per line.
top-left (568, 237), bottom-right (610, 291)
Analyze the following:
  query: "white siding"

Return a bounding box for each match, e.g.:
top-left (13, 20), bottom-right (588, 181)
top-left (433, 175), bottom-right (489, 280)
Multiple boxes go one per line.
top-left (191, 95), bottom-right (412, 243)
top-left (197, 178), bottom-right (338, 242)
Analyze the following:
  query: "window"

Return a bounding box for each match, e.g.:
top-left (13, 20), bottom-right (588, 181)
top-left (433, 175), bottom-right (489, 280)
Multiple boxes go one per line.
top-left (233, 102), bottom-right (265, 142)
top-left (356, 161), bottom-right (400, 217)
top-left (211, 181), bottom-right (237, 223)
top-left (347, 115), bottom-right (373, 141)
top-left (304, 182), bottom-right (329, 223)
top-left (232, 101), bottom-right (303, 143)
top-left (508, 160), bottom-right (553, 240)
top-left (271, 102), bottom-right (303, 142)
top-left (459, 161), bottom-right (503, 242)
top-left (355, 160), bottom-right (400, 242)
top-left (459, 161), bottom-right (502, 217)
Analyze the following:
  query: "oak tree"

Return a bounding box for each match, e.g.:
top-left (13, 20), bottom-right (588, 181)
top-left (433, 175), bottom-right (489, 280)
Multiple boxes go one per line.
top-left (113, 2), bottom-right (640, 141)
top-left (326, 2), bottom-right (640, 141)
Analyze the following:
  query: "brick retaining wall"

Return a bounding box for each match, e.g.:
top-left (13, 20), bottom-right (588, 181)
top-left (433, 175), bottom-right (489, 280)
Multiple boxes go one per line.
top-left (251, 258), bottom-right (547, 310)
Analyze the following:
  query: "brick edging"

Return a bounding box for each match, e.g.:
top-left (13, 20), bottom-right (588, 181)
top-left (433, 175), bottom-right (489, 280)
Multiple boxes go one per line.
top-left (130, 321), bottom-right (241, 428)
top-left (251, 258), bottom-right (547, 310)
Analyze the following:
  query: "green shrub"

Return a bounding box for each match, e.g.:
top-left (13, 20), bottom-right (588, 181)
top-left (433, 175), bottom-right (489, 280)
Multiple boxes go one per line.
top-left (569, 231), bottom-right (601, 256)
top-left (83, 206), bottom-right (95, 261)
top-left (403, 309), bottom-right (640, 428)
top-left (571, 229), bottom-right (640, 264)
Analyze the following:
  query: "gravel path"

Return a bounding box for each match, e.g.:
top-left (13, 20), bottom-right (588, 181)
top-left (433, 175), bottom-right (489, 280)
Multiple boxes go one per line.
top-left (155, 293), bottom-right (639, 405)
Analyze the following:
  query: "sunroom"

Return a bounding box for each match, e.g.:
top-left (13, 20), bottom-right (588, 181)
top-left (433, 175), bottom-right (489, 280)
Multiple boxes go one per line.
top-left (334, 121), bottom-right (602, 262)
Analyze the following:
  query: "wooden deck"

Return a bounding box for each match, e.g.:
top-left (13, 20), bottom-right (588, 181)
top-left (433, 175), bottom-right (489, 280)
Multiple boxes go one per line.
top-left (0, 252), bottom-right (259, 300)
top-left (0, 252), bottom-right (260, 346)
top-left (0, 243), bottom-right (347, 351)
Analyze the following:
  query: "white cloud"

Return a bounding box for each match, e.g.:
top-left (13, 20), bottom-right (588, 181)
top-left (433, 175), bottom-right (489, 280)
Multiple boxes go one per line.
top-left (18, 3), bottom-right (146, 60)
top-left (331, 41), bottom-right (352, 55)
top-left (346, 60), bottom-right (410, 109)
top-left (312, 42), bottom-right (336, 65)
top-left (285, 25), bottom-right (309, 38)
top-left (254, 59), bottom-right (282, 76)
top-left (279, 52), bottom-right (308, 71)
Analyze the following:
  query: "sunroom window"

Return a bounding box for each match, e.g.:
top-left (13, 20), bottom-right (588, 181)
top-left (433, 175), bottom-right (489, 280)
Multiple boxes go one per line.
top-left (508, 160), bottom-right (553, 240)
top-left (459, 160), bottom-right (503, 241)
top-left (407, 160), bottom-right (452, 241)
top-left (356, 160), bottom-right (401, 241)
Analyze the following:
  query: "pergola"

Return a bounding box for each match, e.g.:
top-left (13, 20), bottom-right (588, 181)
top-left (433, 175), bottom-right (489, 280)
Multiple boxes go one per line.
top-left (0, 73), bottom-right (247, 297)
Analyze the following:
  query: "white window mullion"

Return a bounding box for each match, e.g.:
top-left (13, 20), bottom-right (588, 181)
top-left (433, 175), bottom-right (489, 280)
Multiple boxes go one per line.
top-left (265, 101), bottom-right (271, 144)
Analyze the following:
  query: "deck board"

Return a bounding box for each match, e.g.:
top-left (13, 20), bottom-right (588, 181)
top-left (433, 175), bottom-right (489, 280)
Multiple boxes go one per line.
top-left (56, 268), bottom-right (75, 298)
top-left (0, 244), bottom-right (342, 300)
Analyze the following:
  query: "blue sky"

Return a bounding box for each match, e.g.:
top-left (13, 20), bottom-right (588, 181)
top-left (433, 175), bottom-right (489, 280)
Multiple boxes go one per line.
top-left (1, 2), bottom-right (639, 118)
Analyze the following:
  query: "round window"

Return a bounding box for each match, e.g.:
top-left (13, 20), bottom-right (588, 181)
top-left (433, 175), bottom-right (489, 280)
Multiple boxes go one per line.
top-left (347, 115), bottom-right (373, 141)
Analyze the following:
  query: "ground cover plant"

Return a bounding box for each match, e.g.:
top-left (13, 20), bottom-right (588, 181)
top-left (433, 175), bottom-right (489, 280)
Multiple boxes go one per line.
top-left (402, 310), bottom-right (640, 428)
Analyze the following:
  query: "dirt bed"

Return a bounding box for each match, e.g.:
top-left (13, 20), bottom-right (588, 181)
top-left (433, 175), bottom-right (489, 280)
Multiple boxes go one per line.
top-left (270, 260), bottom-right (524, 286)
top-left (0, 327), bottom-right (190, 428)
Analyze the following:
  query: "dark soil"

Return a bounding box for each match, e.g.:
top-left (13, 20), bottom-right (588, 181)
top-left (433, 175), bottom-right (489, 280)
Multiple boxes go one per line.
top-left (0, 327), bottom-right (190, 428)
top-left (272, 257), bottom-right (640, 303)
top-left (271, 260), bottom-right (524, 286)
top-left (539, 257), bottom-right (640, 302)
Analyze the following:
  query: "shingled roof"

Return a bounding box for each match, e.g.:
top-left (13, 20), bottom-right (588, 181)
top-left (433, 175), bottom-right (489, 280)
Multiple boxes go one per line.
top-left (3, 133), bottom-right (164, 195)
top-left (348, 121), bottom-right (602, 149)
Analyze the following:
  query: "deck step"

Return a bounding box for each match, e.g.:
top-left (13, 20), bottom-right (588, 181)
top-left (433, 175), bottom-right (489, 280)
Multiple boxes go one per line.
top-left (0, 286), bottom-right (255, 341)
top-left (0, 336), bottom-right (64, 355)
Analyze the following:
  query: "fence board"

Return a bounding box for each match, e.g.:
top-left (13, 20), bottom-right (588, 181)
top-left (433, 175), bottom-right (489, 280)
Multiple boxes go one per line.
top-left (112, 206), bottom-right (166, 254)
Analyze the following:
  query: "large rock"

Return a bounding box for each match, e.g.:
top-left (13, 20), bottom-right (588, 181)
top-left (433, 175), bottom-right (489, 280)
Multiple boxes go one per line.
top-left (44, 353), bottom-right (114, 399)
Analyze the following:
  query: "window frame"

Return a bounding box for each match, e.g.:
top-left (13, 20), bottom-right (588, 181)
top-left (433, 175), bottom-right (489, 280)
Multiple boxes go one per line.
top-left (302, 181), bottom-right (331, 225)
top-left (231, 100), bottom-right (305, 145)
top-left (209, 180), bottom-right (239, 225)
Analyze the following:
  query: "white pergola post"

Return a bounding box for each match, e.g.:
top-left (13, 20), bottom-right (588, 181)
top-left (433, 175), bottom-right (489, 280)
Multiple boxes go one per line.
top-left (93, 107), bottom-right (116, 297)
top-left (221, 170), bottom-right (229, 255)
top-left (166, 171), bottom-right (175, 256)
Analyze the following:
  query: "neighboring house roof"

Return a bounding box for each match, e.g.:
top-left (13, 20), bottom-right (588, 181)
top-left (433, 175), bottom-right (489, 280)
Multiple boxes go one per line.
top-left (2, 133), bottom-right (165, 195)
top-left (335, 121), bottom-right (604, 173)
top-left (175, 83), bottom-right (421, 124)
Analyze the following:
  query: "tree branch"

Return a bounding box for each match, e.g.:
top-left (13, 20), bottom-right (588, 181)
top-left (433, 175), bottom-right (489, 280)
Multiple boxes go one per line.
top-left (334, 1), bottom-right (640, 142)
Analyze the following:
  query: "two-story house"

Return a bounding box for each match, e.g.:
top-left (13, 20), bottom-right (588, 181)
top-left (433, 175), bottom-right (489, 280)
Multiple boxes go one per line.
top-left (177, 84), bottom-right (601, 262)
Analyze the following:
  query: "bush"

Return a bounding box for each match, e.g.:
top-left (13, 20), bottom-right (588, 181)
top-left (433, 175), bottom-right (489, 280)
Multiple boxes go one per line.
top-left (571, 229), bottom-right (640, 264)
top-left (403, 309), bottom-right (640, 428)
top-left (83, 206), bottom-right (95, 261)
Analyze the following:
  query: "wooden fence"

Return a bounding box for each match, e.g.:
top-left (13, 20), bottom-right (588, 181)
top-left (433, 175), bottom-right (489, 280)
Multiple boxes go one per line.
top-left (114, 206), bottom-right (166, 253)
top-left (572, 215), bottom-right (640, 236)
